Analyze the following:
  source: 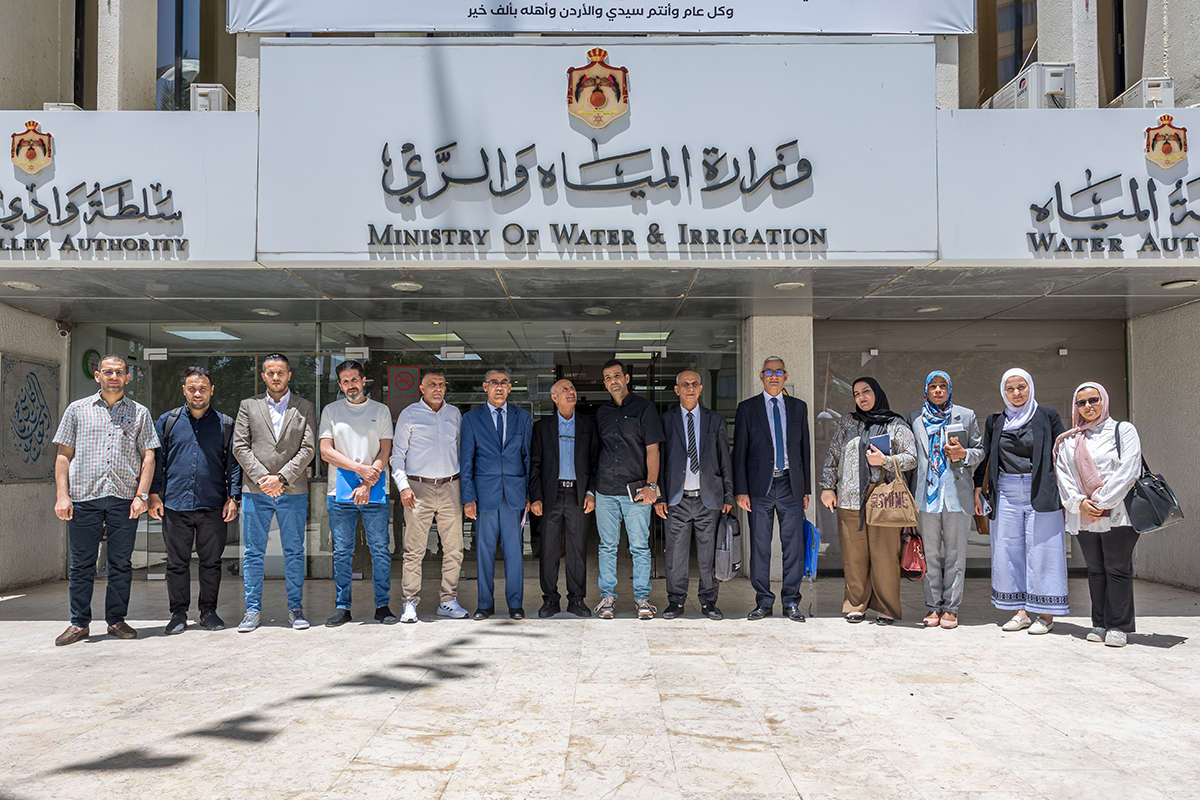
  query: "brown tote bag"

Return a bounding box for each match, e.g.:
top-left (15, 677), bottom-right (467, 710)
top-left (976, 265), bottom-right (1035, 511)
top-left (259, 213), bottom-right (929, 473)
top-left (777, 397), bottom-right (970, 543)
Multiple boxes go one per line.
top-left (866, 455), bottom-right (919, 528)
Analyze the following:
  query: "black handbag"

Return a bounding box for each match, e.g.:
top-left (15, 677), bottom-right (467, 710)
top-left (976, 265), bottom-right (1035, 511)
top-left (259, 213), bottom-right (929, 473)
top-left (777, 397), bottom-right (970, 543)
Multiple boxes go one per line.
top-left (1115, 423), bottom-right (1184, 534)
top-left (714, 512), bottom-right (742, 581)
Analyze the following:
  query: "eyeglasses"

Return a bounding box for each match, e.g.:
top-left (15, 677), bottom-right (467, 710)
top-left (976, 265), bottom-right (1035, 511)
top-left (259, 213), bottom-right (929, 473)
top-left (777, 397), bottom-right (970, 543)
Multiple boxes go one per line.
top-left (1075, 396), bottom-right (1102, 408)
top-left (486, 380), bottom-right (511, 388)
top-left (99, 370), bottom-right (127, 377)
top-left (761, 370), bottom-right (786, 377)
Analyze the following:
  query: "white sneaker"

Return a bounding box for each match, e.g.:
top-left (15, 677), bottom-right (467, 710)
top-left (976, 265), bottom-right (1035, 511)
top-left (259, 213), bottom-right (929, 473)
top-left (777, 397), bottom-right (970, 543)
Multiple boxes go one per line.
top-left (400, 601), bottom-right (418, 624)
top-left (237, 611), bottom-right (260, 633)
top-left (1028, 617), bottom-right (1053, 635)
top-left (1105, 629), bottom-right (1128, 647)
top-left (436, 599), bottom-right (469, 619)
top-left (288, 608), bottom-right (310, 630)
top-left (1087, 627), bottom-right (1106, 642)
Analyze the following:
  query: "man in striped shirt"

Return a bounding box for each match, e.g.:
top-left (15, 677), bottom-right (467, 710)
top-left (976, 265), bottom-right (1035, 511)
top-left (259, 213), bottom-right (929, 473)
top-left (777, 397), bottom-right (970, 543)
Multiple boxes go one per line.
top-left (52, 354), bottom-right (159, 646)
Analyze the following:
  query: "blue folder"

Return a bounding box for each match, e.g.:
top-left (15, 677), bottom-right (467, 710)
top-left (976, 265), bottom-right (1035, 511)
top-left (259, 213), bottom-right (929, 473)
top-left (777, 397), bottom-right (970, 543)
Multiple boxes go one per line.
top-left (335, 467), bottom-right (386, 504)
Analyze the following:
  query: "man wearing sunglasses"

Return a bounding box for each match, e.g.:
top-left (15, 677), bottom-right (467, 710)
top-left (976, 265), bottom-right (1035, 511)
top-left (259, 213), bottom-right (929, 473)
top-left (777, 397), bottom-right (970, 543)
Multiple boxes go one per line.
top-left (460, 368), bottom-right (533, 620)
top-left (53, 354), bottom-right (160, 646)
top-left (733, 356), bottom-right (812, 621)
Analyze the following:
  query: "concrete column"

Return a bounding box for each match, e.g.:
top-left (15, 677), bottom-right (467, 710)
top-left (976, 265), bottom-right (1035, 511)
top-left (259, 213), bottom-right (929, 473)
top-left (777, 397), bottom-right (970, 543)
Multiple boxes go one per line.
top-left (96, 0), bottom-right (156, 110)
top-left (236, 32), bottom-right (284, 112)
top-left (740, 315), bottom-right (815, 581)
top-left (1039, 0), bottom-right (1100, 107)
top-left (935, 35), bottom-right (960, 109)
top-left (1128, 304), bottom-right (1200, 591)
top-left (0, 0), bottom-right (75, 110)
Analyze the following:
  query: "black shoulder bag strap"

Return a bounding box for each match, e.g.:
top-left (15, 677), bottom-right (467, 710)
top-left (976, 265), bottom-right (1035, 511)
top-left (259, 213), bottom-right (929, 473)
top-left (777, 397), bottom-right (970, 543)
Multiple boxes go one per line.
top-left (160, 406), bottom-right (184, 497)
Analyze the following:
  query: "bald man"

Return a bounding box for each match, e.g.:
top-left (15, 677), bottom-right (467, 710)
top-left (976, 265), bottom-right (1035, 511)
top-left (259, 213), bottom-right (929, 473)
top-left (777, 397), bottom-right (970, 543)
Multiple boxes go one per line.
top-left (530, 379), bottom-right (599, 617)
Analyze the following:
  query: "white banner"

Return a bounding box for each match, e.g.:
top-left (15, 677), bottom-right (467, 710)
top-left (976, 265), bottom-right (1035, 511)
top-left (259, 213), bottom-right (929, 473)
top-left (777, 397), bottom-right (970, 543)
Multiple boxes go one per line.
top-left (229, 0), bottom-right (975, 35)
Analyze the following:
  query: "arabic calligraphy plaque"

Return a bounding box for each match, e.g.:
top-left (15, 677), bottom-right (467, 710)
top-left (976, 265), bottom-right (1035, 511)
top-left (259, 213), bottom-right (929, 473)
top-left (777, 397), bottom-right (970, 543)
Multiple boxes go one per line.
top-left (0, 355), bottom-right (60, 483)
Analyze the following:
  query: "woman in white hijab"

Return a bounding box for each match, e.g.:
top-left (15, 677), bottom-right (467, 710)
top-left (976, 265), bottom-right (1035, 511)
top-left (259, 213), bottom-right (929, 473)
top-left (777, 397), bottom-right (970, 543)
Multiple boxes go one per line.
top-left (974, 369), bottom-right (1067, 635)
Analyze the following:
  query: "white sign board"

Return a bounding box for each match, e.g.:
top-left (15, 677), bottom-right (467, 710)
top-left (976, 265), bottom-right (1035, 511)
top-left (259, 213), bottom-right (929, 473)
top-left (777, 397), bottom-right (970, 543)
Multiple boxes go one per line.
top-left (228, 0), bottom-right (975, 35)
top-left (256, 38), bottom-right (938, 265)
top-left (1, 112), bottom-right (258, 263)
top-left (937, 109), bottom-right (1200, 264)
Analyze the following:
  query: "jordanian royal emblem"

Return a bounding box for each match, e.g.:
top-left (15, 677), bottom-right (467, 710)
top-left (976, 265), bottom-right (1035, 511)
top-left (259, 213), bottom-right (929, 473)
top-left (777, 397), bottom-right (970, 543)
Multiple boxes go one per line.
top-left (11, 121), bottom-right (52, 175)
top-left (566, 48), bottom-right (629, 129)
top-left (1145, 114), bottom-right (1187, 169)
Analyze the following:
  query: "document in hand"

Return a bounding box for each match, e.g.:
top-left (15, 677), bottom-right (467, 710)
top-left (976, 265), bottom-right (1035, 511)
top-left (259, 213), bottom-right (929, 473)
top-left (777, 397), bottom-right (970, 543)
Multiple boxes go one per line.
top-left (336, 468), bottom-right (386, 503)
top-left (868, 433), bottom-right (891, 456)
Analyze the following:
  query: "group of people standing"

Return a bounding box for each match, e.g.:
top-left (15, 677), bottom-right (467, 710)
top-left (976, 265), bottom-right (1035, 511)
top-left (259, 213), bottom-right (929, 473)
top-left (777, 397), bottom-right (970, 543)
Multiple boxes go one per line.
top-left (50, 352), bottom-right (1145, 649)
top-left (818, 367), bottom-right (1144, 647)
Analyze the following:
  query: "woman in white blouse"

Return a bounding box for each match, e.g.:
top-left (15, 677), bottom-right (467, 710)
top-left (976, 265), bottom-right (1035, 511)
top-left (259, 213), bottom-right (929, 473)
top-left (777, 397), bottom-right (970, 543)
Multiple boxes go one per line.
top-left (1054, 382), bottom-right (1142, 647)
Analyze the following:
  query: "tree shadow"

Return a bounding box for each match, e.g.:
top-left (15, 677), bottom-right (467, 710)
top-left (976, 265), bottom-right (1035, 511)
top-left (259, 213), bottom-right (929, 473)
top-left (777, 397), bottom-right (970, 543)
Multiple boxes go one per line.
top-left (49, 748), bottom-right (194, 773)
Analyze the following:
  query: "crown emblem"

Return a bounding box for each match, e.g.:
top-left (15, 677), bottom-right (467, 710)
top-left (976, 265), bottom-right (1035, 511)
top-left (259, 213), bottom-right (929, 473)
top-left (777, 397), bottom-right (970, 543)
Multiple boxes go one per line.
top-left (11, 120), bottom-right (53, 176)
top-left (1145, 114), bottom-right (1187, 169)
top-left (566, 49), bottom-right (630, 130)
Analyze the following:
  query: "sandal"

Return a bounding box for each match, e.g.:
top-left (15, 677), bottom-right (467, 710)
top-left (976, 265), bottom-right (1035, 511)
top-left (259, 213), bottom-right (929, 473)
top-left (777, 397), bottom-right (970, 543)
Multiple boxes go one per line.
top-left (875, 615), bottom-right (895, 626)
top-left (923, 612), bottom-right (941, 627)
top-left (845, 613), bottom-right (866, 623)
top-left (939, 612), bottom-right (958, 629)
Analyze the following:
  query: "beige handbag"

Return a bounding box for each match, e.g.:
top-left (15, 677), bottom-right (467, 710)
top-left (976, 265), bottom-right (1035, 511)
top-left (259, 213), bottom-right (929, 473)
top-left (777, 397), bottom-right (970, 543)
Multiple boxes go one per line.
top-left (866, 456), bottom-right (919, 527)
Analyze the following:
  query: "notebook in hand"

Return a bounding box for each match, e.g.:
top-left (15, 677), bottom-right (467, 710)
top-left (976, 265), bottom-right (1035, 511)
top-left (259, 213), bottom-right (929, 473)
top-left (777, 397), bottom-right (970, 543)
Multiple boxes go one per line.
top-left (868, 433), bottom-right (891, 456)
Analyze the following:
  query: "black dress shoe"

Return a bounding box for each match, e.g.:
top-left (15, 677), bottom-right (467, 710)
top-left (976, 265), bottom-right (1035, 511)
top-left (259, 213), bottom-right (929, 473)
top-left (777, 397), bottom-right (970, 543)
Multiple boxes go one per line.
top-left (164, 612), bottom-right (187, 635)
top-left (662, 602), bottom-right (684, 619)
top-left (508, 607), bottom-right (525, 620)
top-left (701, 604), bottom-right (723, 620)
top-left (566, 600), bottom-right (592, 618)
top-left (374, 606), bottom-right (399, 625)
top-left (538, 601), bottom-right (560, 618)
top-left (746, 606), bottom-right (773, 620)
top-left (784, 605), bottom-right (806, 622)
top-left (198, 610), bottom-right (225, 631)
top-left (325, 608), bottom-right (352, 627)
top-left (473, 608), bottom-right (494, 620)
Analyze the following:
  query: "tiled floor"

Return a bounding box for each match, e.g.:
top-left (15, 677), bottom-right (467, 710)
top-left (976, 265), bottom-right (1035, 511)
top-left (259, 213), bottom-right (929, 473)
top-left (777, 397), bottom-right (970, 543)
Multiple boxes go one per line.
top-left (1, 569), bottom-right (1198, 799)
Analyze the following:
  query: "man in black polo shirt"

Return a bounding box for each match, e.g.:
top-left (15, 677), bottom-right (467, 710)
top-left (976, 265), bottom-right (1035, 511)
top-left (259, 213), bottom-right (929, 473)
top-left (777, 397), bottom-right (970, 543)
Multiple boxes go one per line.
top-left (594, 359), bottom-right (665, 620)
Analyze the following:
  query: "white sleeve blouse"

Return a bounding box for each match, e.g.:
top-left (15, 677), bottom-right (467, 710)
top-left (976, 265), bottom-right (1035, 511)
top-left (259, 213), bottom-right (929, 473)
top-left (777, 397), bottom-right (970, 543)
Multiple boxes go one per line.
top-left (1055, 417), bottom-right (1142, 533)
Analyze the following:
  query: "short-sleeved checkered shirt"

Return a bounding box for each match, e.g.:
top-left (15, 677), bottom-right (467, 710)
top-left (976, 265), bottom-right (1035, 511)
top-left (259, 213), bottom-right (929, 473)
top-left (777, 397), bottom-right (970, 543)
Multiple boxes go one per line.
top-left (53, 392), bottom-right (160, 503)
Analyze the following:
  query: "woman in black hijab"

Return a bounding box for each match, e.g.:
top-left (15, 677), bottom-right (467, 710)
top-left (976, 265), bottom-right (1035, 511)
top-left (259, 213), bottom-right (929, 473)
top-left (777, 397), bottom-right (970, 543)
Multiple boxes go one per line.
top-left (819, 378), bottom-right (917, 623)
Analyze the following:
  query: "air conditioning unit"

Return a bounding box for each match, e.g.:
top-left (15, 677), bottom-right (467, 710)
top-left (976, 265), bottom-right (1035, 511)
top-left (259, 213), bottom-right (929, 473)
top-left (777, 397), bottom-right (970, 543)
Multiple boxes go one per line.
top-left (1108, 77), bottom-right (1174, 109)
top-left (189, 83), bottom-right (235, 111)
top-left (43, 102), bottom-right (82, 111)
top-left (986, 63), bottom-right (1075, 109)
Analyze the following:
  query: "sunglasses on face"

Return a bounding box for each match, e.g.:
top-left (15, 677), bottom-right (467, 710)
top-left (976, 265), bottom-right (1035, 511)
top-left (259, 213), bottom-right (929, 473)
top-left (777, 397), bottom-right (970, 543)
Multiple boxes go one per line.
top-left (761, 370), bottom-right (786, 377)
top-left (1075, 396), bottom-right (1102, 408)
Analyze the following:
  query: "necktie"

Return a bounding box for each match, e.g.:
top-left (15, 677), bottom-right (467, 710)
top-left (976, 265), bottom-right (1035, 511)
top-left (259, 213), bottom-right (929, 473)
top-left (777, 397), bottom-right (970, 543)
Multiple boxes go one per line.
top-left (494, 407), bottom-right (504, 443)
top-left (687, 411), bottom-right (699, 474)
top-left (772, 397), bottom-right (785, 471)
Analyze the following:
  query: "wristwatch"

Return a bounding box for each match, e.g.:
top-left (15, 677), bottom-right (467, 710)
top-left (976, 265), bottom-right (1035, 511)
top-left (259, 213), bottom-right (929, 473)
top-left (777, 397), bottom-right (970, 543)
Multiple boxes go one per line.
top-left (646, 482), bottom-right (659, 493)
top-left (278, 475), bottom-right (289, 487)
top-left (138, 493), bottom-right (149, 501)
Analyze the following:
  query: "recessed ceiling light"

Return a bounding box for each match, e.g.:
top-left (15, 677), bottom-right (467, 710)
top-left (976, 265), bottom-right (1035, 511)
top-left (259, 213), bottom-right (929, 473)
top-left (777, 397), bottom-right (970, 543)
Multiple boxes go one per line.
top-left (432, 321), bottom-right (440, 325)
top-left (162, 326), bottom-right (241, 341)
top-left (252, 307), bottom-right (281, 316)
top-left (773, 281), bottom-right (806, 290)
top-left (1161, 279), bottom-right (1199, 290)
top-left (3, 281), bottom-right (40, 291)
top-left (391, 281), bottom-right (423, 292)
top-left (618, 331), bottom-right (671, 341)
top-left (584, 306), bottom-right (611, 316)
top-left (405, 332), bottom-right (461, 342)
top-left (915, 306), bottom-right (942, 313)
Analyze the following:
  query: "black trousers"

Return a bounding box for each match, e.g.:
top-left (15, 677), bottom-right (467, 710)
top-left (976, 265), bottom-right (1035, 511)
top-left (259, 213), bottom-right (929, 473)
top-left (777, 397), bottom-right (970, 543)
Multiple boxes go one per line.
top-left (748, 474), bottom-right (804, 607)
top-left (1076, 526), bottom-right (1140, 632)
top-left (539, 486), bottom-right (588, 604)
top-left (664, 495), bottom-right (719, 606)
top-left (164, 508), bottom-right (229, 614)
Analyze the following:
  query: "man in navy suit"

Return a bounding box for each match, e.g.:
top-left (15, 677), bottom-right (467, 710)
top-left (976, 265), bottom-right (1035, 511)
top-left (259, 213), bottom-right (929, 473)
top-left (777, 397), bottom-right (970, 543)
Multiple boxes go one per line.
top-left (460, 368), bottom-right (533, 620)
top-left (654, 370), bottom-right (734, 621)
top-left (733, 356), bottom-right (811, 622)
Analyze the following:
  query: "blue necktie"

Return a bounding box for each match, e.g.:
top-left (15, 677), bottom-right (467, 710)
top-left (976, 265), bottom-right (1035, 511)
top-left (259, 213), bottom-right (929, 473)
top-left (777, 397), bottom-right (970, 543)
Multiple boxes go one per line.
top-left (494, 407), bottom-right (504, 443)
top-left (772, 397), bottom-right (785, 471)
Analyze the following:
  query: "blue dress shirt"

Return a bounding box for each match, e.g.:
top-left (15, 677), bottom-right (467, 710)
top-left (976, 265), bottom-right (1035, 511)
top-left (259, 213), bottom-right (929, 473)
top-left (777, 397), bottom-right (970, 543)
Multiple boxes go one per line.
top-left (150, 406), bottom-right (242, 511)
top-left (557, 412), bottom-right (576, 481)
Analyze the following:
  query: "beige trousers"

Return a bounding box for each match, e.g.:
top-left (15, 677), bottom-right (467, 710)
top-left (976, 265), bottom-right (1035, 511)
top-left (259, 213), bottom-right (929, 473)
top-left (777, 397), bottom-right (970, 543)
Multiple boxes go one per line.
top-left (837, 506), bottom-right (903, 619)
top-left (401, 479), bottom-right (464, 605)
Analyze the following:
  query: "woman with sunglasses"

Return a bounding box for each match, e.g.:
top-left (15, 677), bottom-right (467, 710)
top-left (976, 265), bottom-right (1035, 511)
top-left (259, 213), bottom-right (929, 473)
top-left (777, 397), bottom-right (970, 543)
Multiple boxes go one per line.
top-left (1054, 383), bottom-right (1142, 647)
top-left (906, 371), bottom-right (984, 630)
top-left (820, 377), bottom-right (916, 624)
top-left (974, 368), bottom-right (1067, 635)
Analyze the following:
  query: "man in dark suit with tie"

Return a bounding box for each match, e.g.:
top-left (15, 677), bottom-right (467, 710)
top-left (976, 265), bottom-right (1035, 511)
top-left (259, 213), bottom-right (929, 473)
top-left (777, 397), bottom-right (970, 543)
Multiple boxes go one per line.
top-left (530, 379), bottom-right (599, 618)
top-left (460, 367), bottom-right (533, 620)
top-left (654, 370), bottom-right (734, 620)
top-left (733, 356), bottom-right (811, 622)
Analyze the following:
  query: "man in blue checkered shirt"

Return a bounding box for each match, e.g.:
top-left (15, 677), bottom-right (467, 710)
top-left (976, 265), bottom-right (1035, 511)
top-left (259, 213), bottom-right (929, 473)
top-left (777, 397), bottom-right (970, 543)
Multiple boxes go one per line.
top-left (52, 353), bottom-right (159, 647)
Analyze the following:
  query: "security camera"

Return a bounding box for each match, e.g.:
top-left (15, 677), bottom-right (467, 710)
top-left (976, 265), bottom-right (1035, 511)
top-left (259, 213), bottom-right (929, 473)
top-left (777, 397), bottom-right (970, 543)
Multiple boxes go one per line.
top-left (56, 320), bottom-right (71, 338)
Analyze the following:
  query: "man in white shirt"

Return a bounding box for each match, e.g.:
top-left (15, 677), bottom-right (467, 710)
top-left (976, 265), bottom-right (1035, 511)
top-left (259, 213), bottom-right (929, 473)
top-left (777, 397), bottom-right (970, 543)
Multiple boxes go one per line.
top-left (390, 369), bottom-right (468, 623)
top-left (319, 360), bottom-right (395, 627)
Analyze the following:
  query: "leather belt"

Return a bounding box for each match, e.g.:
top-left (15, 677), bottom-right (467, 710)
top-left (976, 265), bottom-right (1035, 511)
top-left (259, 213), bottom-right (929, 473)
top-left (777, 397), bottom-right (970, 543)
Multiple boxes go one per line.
top-left (558, 480), bottom-right (576, 488)
top-left (682, 489), bottom-right (702, 498)
top-left (410, 474), bottom-right (459, 485)
top-left (773, 469), bottom-right (789, 478)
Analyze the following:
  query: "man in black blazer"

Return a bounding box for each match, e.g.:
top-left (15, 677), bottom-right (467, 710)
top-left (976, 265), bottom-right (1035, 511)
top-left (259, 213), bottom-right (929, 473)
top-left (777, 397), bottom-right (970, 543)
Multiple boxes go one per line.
top-left (654, 370), bottom-right (734, 620)
top-left (530, 379), bottom-right (599, 618)
top-left (733, 356), bottom-right (811, 622)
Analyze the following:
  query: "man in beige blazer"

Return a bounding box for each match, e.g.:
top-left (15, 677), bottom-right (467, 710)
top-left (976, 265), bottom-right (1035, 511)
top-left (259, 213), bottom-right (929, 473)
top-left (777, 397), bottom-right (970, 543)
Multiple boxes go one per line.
top-left (232, 354), bottom-right (317, 632)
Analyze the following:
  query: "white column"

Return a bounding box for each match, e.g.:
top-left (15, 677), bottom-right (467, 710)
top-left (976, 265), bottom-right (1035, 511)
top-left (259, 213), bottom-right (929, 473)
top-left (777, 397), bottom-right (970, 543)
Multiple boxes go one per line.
top-left (740, 315), bottom-right (815, 581)
top-left (935, 35), bottom-right (960, 109)
top-left (96, 0), bottom-right (157, 110)
top-left (1039, 0), bottom-right (1100, 107)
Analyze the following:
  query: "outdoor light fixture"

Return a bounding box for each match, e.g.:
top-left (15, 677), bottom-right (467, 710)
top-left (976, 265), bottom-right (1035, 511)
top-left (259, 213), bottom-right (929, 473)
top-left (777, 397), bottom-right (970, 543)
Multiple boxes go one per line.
top-left (391, 281), bottom-right (423, 292)
top-left (773, 281), bottom-right (806, 290)
top-left (252, 308), bottom-right (281, 316)
top-left (915, 306), bottom-right (942, 313)
top-left (584, 306), bottom-right (611, 316)
top-left (3, 281), bottom-right (40, 291)
top-left (1161, 279), bottom-right (1199, 290)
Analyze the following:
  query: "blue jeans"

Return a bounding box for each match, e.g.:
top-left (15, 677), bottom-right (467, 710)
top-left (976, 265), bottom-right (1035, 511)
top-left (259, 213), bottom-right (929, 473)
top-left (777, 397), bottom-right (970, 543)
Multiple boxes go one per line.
top-left (326, 498), bottom-right (392, 609)
top-left (242, 492), bottom-right (308, 612)
top-left (595, 493), bottom-right (652, 600)
top-left (68, 497), bottom-right (139, 627)
top-left (474, 507), bottom-right (524, 610)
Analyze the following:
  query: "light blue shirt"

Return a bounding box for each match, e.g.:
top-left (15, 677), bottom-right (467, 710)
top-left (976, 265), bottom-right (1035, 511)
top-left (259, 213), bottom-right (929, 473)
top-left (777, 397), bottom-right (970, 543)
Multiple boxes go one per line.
top-left (763, 392), bottom-right (789, 470)
top-left (557, 412), bottom-right (576, 481)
